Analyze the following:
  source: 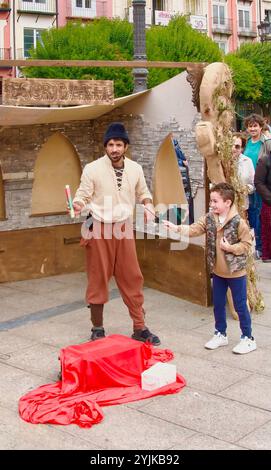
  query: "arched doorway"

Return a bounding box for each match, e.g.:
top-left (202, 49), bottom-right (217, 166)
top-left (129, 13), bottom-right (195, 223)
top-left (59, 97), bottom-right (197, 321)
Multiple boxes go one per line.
top-left (31, 132), bottom-right (81, 216)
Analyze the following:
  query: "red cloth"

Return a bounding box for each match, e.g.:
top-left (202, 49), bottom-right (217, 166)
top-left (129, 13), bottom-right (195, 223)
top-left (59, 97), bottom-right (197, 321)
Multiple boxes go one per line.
top-left (19, 335), bottom-right (186, 428)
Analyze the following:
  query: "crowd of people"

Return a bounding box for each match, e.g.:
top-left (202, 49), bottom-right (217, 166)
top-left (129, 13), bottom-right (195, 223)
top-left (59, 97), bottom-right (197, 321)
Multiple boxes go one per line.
top-left (235, 114), bottom-right (271, 263)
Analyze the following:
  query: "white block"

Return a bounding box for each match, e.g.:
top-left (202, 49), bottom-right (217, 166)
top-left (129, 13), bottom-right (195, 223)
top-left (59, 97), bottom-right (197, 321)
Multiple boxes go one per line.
top-left (141, 362), bottom-right (177, 391)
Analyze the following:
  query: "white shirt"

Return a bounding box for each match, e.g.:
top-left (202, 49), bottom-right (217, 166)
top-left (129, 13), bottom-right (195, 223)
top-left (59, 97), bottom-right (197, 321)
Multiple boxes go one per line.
top-left (73, 155), bottom-right (152, 223)
top-left (237, 154), bottom-right (255, 210)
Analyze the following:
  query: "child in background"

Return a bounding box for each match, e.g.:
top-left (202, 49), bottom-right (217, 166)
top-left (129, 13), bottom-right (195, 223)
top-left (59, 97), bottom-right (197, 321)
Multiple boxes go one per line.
top-left (163, 182), bottom-right (256, 354)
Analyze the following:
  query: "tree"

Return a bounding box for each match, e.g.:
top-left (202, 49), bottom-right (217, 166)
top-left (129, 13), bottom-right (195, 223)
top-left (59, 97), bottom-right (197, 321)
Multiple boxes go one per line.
top-left (24, 19), bottom-right (134, 97)
top-left (229, 42), bottom-right (271, 113)
top-left (146, 15), bottom-right (222, 88)
top-left (24, 16), bottom-right (222, 97)
top-left (224, 54), bottom-right (262, 102)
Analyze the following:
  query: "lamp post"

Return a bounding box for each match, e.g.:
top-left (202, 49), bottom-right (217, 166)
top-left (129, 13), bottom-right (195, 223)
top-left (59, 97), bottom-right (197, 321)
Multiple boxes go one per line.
top-left (132, 0), bottom-right (148, 93)
top-left (257, 16), bottom-right (271, 42)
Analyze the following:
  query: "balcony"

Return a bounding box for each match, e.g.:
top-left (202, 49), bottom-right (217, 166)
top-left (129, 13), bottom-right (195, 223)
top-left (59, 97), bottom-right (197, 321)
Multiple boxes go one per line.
top-left (212, 18), bottom-right (233, 35)
top-left (0, 1), bottom-right (11, 11)
top-left (238, 21), bottom-right (257, 38)
top-left (17, 0), bottom-right (57, 16)
top-left (66, 0), bottom-right (97, 20)
top-left (0, 48), bottom-right (11, 60)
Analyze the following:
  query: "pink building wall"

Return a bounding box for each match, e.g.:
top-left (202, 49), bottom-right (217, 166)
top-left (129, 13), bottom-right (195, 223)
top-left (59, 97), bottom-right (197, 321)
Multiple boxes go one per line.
top-left (0, 8), bottom-right (12, 76)
top-left (57, 0), bottom-right (113, 27)
top-left (209, 0), bottom-right (258, 53)
top-left (57, 0), bottom-right (67, 27)
top-left (96, 0), bottom-right (112, 18)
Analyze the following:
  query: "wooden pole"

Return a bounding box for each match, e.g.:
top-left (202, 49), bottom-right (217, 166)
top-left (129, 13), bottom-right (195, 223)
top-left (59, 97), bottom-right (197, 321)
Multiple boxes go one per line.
top-left (0, 59), bottom-right (208, 69)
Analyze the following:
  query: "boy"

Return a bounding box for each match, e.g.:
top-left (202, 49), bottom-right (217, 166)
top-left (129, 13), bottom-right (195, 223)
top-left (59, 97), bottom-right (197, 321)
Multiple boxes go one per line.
top-left (163, 182), bottom-right (256, 354)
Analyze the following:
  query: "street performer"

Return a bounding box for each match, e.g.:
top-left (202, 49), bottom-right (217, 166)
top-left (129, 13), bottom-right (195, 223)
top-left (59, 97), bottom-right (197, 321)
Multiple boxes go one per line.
top-left (71, 122), bottom-right (161, 345)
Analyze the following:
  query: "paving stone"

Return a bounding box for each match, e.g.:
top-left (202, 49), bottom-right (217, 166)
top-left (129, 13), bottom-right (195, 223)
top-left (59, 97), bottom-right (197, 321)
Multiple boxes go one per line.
top-left (140, 388), bottom-right (271, 443)
top-left (0, 406), bottom-right (98, 450)
top-left (218, 374), bottom-right (271, 411)
top-left (61, 405), bottom-right (195, 450)
top-left (170, 433), bottom-right (246, 450)
top-left (237, 421), bottom-right (271, 450)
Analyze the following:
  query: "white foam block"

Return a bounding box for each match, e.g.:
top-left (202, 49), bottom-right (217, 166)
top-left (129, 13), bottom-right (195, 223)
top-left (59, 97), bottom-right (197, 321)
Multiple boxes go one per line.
top-left (141, 362), bottom-right (177, 391)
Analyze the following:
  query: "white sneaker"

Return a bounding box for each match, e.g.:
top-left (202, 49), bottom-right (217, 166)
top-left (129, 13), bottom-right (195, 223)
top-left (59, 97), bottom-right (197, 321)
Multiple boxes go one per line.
top-left (205, 332), bottom-right (228, 350)
top-left (232, 336), bottom-right (257, 354)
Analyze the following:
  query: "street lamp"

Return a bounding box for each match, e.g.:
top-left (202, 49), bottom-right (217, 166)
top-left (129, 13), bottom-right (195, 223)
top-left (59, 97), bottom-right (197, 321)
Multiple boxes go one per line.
top-left (132, 0), bottom-right (148, 93)
top-left (257, 16), bottom-right (271, 42)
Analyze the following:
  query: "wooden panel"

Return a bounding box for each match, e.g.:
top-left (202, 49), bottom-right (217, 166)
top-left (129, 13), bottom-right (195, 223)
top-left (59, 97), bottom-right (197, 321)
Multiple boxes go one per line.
top-left (136, 237), bottom-right (211, 307)
top-left (2, 78), bottom-right (114, 107)
top-left (0, 225), bottom-right (211, 307)
top-left (0, 166), bottom-right (5, 220)
top-left (153, 133), bottom-right (187, 208)
top-left (0, 224), bottom-right (84, 283)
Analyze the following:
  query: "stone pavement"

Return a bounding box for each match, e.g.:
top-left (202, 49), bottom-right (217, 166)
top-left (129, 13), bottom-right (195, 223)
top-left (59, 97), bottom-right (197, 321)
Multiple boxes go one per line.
top-left (0, 261), bottom-right (270, 451)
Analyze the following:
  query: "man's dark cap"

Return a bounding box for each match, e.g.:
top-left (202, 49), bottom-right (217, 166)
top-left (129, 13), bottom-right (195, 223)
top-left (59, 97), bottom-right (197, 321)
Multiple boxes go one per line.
top-left (103, 122), bottom-right (130, 146)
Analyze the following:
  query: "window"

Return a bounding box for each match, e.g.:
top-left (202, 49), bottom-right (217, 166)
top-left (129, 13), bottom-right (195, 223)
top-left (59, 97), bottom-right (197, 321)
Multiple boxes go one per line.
top-left (76, 0), bottom-right (91, 7)
top-left (238, 9), bottom-right (250, 28)
top-left (213, 3), bottom-right (225, 25)
top-left (155, 0), bottom-right (166, 10)
top-left (184, 0), bottom-right (204, 15)
top-left (265, 10), bottom-right (271, 22)
top-left (24, 28), bottom-right (44, 58)
top-left (215, 41), bottom-right (227, 53)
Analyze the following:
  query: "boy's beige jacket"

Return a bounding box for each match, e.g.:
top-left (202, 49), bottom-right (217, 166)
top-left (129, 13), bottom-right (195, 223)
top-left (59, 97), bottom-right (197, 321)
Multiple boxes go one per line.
top-left (179, 205), bottom-right (252, 278)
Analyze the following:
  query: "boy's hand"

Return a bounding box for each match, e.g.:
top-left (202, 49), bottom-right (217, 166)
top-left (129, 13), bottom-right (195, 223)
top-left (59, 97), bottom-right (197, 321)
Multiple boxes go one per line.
top-left (220, 236), bottom-right (232, 252)
top-left (162, 220), bottom-right (179, 232)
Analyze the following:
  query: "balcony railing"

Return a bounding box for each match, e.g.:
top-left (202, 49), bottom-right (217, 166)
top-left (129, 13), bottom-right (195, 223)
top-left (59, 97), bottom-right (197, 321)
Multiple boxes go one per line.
top-left (212, 17), bottom-right (233, 35)
top-left (0, 1), bottom-right (11, 11)
top-left (66, 0), bottom-right (96, 19)
top-left (17, 0), bottom-right (56, 15)
top-left (0, 48), bottom-right (11, 60)
top-left (238, 22), bottom-right (257, 37)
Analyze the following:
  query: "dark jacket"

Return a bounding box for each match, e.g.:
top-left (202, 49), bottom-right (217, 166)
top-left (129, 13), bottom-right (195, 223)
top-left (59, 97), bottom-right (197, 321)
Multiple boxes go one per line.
top-left (254, 152), bottom-right (271, 206)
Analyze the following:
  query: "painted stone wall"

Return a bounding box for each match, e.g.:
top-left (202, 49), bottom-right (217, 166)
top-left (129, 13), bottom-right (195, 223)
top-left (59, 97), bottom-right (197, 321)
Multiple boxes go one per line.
top-left (0, 109), bottom-right (204, 232)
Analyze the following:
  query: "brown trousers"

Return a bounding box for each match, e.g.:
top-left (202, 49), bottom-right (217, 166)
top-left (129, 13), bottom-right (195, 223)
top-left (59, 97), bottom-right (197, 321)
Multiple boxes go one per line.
top-left (84, 221), bottom-right (145, 330)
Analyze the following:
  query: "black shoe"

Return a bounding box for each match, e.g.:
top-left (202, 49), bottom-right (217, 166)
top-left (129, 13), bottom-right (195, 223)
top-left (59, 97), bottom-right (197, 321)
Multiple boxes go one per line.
top-left (90, 327), bottom-right (106, 341)
top-left (132, 328), bottom-right (161, 346)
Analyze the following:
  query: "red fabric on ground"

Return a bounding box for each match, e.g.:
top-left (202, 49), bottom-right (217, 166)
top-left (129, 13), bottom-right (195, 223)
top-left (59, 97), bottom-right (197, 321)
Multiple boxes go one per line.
top-left (19, 335), bottom-right (186, 428)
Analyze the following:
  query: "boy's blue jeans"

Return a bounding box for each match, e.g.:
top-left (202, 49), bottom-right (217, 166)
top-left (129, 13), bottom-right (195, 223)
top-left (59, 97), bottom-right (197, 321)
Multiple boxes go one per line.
top-left (213, 274), bottom-right (252, 338)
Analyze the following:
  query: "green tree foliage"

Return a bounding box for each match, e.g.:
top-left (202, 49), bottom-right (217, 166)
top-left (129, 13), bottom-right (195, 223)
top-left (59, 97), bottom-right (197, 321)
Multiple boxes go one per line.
top-left (224, 54), bottom-right (262, 101)
top-left (146, 15), bottom-right (222, 88)
top-left (24, 16), bottom-right (222, 97)
top-left (232, 42), bottom-right (271, 107)
top-left (24, 19), bottom-right (134, 97)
